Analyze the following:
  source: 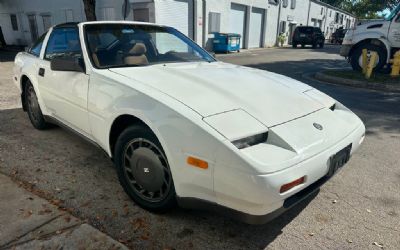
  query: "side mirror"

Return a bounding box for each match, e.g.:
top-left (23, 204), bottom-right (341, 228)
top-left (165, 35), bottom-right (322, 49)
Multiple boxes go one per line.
top-left (51, 56), bottom-right (85, 73)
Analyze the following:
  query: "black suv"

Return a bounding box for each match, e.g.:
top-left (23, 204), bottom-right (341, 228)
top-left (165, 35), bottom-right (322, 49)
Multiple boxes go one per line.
top-left (331, 28), bottom-right (347, 44)
top-left (292, 26), bottom-right (325, 48)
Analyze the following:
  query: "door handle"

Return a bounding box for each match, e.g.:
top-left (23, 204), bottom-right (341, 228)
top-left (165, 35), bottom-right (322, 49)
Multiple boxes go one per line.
top-left (38, 68), bottom-right (45, 77)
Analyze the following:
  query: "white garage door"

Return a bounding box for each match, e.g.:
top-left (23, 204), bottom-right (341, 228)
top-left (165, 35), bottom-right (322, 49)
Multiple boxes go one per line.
top-left (155, 0), bottom-right (194, 39)
top-left (248, 7), bottom-right (264, 48)
top-left (229, 3), bottom-right (246, 48)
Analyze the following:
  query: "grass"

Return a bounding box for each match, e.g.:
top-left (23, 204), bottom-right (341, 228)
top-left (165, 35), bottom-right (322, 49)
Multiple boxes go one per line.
top-left (324, 70), bottom-right (400, 85)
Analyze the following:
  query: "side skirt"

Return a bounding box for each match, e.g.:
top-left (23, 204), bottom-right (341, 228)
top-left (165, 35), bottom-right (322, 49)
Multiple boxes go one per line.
top-left (43, 115), bottom-right (112, 160)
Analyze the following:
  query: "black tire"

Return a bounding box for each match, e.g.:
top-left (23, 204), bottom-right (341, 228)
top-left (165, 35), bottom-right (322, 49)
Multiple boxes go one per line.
top-left (292, 43), bottom-right (297, 48)
top-left (319, 42), bottom-right (324, 48)
top-left (301, 44), bottom-right (305, 48)
top-left (114, 125), bottom-right (176, 212)
top-left (312, 42), bottom-right (317, 49)
top-left (25, 81), bottom-right (51, 130)
top-left (350, 43), bottom-right (387, 72)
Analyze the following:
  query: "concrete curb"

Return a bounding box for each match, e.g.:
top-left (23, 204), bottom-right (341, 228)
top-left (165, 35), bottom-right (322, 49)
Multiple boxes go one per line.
top-left (0, 173), bottom-right (129, 250)
top-left (315, 71), bottom-right (400, 93)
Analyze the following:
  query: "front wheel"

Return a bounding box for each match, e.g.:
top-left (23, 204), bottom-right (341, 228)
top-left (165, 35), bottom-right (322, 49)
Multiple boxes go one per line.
top-left (114, 125), bottom-right (176, 212)
top-left (350, 43), bottom-right (387, 72)
top-left (292, 43), bottom-right (297, 48)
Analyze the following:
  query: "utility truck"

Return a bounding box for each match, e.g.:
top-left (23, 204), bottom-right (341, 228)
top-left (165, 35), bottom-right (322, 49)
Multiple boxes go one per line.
top-left (340, 4), bottom-right (400, 71)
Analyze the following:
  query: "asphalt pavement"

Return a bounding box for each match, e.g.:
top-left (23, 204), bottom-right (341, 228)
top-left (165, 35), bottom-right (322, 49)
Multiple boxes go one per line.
top-left (0, 45), bottom-right (399, 249)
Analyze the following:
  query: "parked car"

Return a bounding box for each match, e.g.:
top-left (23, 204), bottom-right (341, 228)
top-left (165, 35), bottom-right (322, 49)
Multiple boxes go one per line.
top-left (13, 21), bottom-right (365, 224)
top-left (292, 26), bottom-right (325, 48)
top-left (331, 28), bottom-right (347, 44)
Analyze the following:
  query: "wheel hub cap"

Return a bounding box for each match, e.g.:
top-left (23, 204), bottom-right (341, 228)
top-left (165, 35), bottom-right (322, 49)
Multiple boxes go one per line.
top-left (123, 138), bottom-right (171, 202)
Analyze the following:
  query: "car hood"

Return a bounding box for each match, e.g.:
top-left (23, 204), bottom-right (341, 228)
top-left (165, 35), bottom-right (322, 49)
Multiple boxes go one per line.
top-left (109, 62), bottom-right (324, 127)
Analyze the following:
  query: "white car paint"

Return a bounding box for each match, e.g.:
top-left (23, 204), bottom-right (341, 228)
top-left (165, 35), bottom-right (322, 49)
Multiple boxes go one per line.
top-left (13, 21), bottom-right (365, 222)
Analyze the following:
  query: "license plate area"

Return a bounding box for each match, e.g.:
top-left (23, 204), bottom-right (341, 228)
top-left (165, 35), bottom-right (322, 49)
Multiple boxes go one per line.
top-left (327, 144), bottom-right (352, 177)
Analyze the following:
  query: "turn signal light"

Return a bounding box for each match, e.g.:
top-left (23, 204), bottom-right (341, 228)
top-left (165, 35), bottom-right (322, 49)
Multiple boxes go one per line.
top-left (280, 176), bottom-right (305, 193)
top-left (187, 156), bottom-right (208, 169)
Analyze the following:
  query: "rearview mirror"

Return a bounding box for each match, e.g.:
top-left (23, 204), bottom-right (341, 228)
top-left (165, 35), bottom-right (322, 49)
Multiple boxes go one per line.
top-left (51, 56), bottom-right (85, 73)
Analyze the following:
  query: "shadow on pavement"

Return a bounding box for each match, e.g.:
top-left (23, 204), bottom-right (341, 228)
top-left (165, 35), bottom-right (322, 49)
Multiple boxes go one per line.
top-left (0, 49), bottom-right (19, 62)
top-left (0, 108), bottom-right (315, 249)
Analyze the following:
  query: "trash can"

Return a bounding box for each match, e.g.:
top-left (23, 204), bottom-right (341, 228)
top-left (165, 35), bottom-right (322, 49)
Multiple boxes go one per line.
top-left (213, 33), bottom-right (241, 53)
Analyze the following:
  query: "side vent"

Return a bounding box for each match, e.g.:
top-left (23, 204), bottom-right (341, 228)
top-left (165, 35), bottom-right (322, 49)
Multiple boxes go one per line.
top-left (367, 24), bottom-right (383, 29)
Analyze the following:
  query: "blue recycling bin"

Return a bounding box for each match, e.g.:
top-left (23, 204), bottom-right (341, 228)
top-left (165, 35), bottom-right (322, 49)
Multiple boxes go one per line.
top-left (213, 33), bottom-right (241, 53)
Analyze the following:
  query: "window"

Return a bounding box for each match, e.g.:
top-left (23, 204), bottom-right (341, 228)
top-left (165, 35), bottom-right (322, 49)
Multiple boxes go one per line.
top-left (280, 21), bottom-right (287, 34)
top-left (28, 32), bottom-right (47, 57)
top-left (45, 28), bottom-right (82, 60)
top-left (321, 7), bottom-right (324, 15)
top-left (84, 24), bottom-right (215, 68)
top-left (208, 12), bottom-right (221, 33)
top-left (335, 12), bottom-right (339, 23)
top-left (10, 14), bottom-right (18, 31)
top-left (42, 15), bottom-right (52, 31)
top-left (282, 0), bottom-right (288, 8)
top-left (330, 10), bottom-right (332, 17)
top-left (133, 8), bottom-right (150, 22)
top-left (268, 0), bottom-right (279, 5)
top-left (291, 0), bottom-right (296, 9)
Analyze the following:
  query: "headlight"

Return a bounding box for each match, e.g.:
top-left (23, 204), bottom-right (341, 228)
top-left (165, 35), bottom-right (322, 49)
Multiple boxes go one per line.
top-left (232, 132), bottom-right (268, 149)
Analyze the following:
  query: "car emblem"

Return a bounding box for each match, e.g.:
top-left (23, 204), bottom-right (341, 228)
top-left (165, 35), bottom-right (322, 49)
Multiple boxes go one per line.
top-left (143, 168), bottom-right (150, 173)
top-left (313, 123), bottom-right (323, 130)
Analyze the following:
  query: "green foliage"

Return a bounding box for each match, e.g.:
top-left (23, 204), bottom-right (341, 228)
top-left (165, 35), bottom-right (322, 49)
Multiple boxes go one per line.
top-left (321, 0), bottom-right (398, 19)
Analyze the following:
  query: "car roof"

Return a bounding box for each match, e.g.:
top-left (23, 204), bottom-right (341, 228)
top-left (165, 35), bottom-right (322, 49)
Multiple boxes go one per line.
top-left (52, 21), bottom-right (169, 30)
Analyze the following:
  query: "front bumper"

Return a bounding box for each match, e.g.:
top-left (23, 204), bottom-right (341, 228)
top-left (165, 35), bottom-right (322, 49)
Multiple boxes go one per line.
top-left (209, 120), bottom-right (365, 224)
top-left (340, 44), bottom-right (352, 57)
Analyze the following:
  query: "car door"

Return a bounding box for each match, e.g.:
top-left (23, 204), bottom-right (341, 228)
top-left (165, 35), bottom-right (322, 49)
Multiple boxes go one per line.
top-left (37, 27), bottom-right (91, 137)
top-left (388, 13), bottom-right (400, 48)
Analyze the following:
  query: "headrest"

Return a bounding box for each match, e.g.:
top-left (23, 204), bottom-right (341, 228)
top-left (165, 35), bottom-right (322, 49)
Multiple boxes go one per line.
top-left (129, 43), bottom-right (147, 55)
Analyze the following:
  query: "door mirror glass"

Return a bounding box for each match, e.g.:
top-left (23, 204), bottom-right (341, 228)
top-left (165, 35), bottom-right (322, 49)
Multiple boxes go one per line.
top-left (51, 56), bottom-right (85, 72)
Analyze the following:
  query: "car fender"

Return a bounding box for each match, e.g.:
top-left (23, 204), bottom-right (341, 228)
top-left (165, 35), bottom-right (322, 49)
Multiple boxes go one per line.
top-left (350, 32), bottom-right (391, 63)
top-left (87, 71), bottom-right (232, 202)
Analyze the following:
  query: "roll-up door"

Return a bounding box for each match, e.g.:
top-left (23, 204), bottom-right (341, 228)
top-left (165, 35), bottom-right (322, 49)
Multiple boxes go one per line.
top-left (156, 0), bottom-right (194, 39)
top-left (229, 3), bottom-right (246, 48)
top-left (248, 7), bottom-right (264, 48)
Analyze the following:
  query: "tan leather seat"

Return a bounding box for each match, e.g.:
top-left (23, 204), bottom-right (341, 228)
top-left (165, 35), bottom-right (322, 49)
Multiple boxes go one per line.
top-left (124, 43), bottom-right (149, 66)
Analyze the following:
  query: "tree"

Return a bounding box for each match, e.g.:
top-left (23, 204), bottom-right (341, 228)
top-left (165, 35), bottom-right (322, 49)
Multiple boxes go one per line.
top-left (83, 0), bottom-right (96, 21)
top-left (321, 0), bottom-right (399, 19)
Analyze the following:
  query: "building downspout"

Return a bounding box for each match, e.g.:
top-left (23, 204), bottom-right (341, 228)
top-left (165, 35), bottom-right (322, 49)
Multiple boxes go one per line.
top-left (193, 0), bottom-right (197, 41)
top-left (306, 0), bottom-right (311, 26)
top-left (275, 1), bottom-right (282, 47)
top-left (202, 0), bottom-right (206, 49)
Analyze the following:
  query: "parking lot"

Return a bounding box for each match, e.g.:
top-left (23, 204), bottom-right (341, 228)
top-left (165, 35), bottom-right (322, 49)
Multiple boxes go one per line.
top-left (0, 45), bottom-right (399, 249)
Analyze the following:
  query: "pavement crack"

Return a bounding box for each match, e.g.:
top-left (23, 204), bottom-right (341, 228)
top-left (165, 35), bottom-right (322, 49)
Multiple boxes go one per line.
top-left (0, 223), bottom-right (83, 250)
top-left (0, 214), bottom-right (63, 250)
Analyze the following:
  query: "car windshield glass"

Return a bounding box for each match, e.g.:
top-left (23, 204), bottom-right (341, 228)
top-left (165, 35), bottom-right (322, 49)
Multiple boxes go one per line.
top-left (385, 4), bottom-right (400, 21)
top-left (297, 27), bottom-right (314, 34)
top-left (84, 23), bottom-right (215, 68)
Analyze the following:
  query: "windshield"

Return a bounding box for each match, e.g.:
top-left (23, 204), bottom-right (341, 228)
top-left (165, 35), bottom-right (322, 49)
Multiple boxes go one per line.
top-left (385, 4), bottom-right (400, 21)
top-left (84, 23), bottom-right (215, 68)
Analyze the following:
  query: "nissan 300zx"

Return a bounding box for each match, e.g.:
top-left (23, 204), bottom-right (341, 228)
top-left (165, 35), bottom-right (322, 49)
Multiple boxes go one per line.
top-left (13, 21), bottom-right (365, 224)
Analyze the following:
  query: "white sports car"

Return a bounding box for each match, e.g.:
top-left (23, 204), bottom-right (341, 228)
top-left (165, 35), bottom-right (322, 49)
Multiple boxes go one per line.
top-left (13, 21), bottom-right (365, 224)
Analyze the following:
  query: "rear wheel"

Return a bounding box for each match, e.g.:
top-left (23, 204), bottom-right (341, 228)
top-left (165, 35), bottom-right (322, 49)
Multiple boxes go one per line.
top-left (114, 125), bottom-right (176, 212)
top-left (25, 81), bottom-right (51, 130)
top-left (292, 42), bottom-right (297, 48)
top-left (319, 42), bottom-right (324, 48)
top-left (350, 43), bottom-right (387, 72)
top-left (301, 44), bottom-right (305, 48)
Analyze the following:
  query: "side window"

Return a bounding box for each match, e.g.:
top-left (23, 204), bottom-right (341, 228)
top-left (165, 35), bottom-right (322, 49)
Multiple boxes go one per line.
top-left (28, 32), bottom-right (47, 57)
top-left (44, 28), bottom-right (82, 60)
